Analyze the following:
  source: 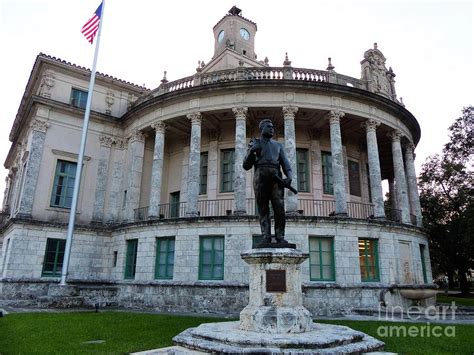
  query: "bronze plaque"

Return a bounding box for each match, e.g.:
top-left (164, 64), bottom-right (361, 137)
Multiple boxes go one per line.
top-left (266, 270), bottom-right (286, 292)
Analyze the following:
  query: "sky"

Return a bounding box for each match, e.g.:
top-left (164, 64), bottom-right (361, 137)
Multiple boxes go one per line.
top-left (0, 0), bottom-right (472, 203)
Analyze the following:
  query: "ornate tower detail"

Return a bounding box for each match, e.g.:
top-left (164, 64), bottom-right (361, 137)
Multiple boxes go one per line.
top-left (213, 6), bottom-right (258, 59)
top-left (99, 135), bottom-right (114, 148)
top-left (361, 43), bottom-right (397, 100)
top-left (105, 91), bottom-right (115, 115)
top-left (39, 70), bottom-right (55, 98)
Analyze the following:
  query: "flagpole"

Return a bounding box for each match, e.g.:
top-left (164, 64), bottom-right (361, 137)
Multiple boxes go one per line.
top-left (60, 0), bottom-right (105, 286)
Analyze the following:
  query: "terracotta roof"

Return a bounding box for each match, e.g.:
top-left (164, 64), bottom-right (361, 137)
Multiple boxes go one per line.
top-left (38, 53), bottom-right (150, 91)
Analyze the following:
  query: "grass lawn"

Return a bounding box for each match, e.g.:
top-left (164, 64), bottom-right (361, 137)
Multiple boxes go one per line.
top-left (0, 312), bottom-right (473, 354)
top-left (436, 293), bottom-right (474, 307)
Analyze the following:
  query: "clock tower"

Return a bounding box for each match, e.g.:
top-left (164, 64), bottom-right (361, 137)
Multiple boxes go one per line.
top-left (213, 6), bottom-right (257, 59)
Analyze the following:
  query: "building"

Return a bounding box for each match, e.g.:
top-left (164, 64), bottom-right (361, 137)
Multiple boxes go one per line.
top-left (0, 7), bottom-right (435, 314)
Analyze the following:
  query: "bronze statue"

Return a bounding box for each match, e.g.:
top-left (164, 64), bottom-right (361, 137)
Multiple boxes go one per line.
top-left (243, 119), bottom-right (296, 247)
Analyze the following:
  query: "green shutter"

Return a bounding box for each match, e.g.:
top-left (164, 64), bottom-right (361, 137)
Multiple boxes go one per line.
top-left (309, 237), bottom-right (335, 281)
top-left (155, 237), bottom-right (175, 279)
top-left (41, 238), bottom-right (66, 277)
top-left (321, 151), bottom-right (333, 194)
top-left (50, 160), bottom-right (77, 208)
top-left (124, 239), bottom-right (138, 279)
top-left (296, 149), bottom-right (310, 192)
top-left (199, 152), bottom-right (208, 195)
top-left (199, 236), bottom-right (224, 280)
top-left (220, 149), bottom-right (235, 192)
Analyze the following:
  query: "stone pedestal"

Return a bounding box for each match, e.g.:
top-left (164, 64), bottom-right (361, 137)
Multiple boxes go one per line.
top-left (239, 248), bottom-right (312, 334)
top-left (170, 247), bottom-right (385, 353)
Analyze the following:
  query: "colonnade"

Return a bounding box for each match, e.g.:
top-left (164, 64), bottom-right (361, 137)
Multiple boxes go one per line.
top-left (88, 107), bottom-right (423, 227)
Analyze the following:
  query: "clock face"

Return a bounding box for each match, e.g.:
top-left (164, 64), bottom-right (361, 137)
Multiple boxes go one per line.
top-left (217, 30), bottom-right (225, 43)
top-left (240, 28), bottom-right (250, 40)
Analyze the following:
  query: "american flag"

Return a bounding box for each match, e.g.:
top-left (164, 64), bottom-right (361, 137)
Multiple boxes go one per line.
top-left (81, 2), bottom-right (103, 44)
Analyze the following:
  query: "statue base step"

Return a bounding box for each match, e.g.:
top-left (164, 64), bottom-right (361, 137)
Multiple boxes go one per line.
top-left (173, 321), bottom-right (385, 354)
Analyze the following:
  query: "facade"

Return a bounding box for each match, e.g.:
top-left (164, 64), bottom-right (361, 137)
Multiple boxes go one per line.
top-left (0, 8), bottom-right (435, 315)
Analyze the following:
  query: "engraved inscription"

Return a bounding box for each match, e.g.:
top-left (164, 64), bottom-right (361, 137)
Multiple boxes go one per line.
top-left (266, 270), bottom-right (286, 292)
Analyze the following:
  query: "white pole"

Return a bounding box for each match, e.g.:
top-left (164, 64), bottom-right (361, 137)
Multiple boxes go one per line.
top-left (60, 1), bottom-right (106, 286)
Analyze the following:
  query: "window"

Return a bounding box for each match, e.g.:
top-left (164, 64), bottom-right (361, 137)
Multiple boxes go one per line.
top-left (296, 149), bottom-right (310, 192)
top-left (70, 88), bottom-right (88, 109)
top-left (50, 160), bottom-right (77, 208)
top-left (113, 251), bottom-right (118, 267)
top-left (124, 239), bottom-right (138, 279)
top-left (309, 237), bottom-right (335, 281)
top-left (42, 238), bottom-right (66, 277)
top-left (155, 237), bottom-right (175, 279)
top-left (170, 191), bottom-right (180, 218)
top-left (321, 151), bottom-right (333, 194)
top-left (420, 244), bottom-right (428, 283)
top-left (199, 236), bottom-right (224, 280)
top-left (359, 239), bottom-right (380, 282)
top-left (348, 160), bottom-right (361, 197)
top-left (220, 149), bottom-right (235, 193)
top-left (199, 152), bottom-right (208, 195)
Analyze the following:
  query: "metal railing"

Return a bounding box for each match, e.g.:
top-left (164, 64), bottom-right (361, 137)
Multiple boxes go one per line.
top-left (298, 199), bottom-right (335, 217)
top-left (347, 201), bottom-right (374, 219)
top-left (197, 199), bottom-right (234, 217)
top-left (385, 207), bottom-right (402, 223)
top-left (134, 199), bottom-right (411, 225)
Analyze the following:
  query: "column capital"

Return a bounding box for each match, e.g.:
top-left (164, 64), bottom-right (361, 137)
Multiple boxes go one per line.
top-left (30, 118), bottom-right (49, 133)
top-left (404, 142), bottom-right (416, 158)
top-left (151, 121), bottom-right (167, 134)
top-left (361, 118), bottom-right (380, 132)
top-left (328, 110), bottom-right (345, 124)
top-left (282, 106), bottom-right (298, 120)
top-left (388, 129), bottom-right (403, 142)
top-left (113, 137), bottom-right (127, 150)
top-left (187, 112), bottom-right (202, 125)
top-left (128, 128), bottom-right (145, 143)
top-left (99, 135), bottom-right (114, 148)
top-left (232, 106), bottom-right (248, 120)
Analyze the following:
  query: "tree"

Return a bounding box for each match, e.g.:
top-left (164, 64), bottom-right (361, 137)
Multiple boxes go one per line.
top-left (419, 106), bottom-right (473, 295)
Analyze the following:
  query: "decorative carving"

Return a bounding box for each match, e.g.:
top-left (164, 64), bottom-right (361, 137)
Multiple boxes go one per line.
top-left (328, 110), bottom-right (345, 124)
top-left (128, 128), bottom-right (145, 143)
top-left (361, 43), bottom-right (392, 98)
top-left (232, 106), bottom-right (248, 120)
top-left (404, 142), bottom-right (416, 157)
top-left (151, 121), bottom-right (167, 134)
top-left (30, 118), bottom-right (49, 133)
top-left (114, 137), bottom-right (126, 150)
top-left (187, 112), bottom-right (202, 125)
top-left (282, 106), bottom-right (298, 120)
top-left (39, 70), bottom-right (55, 98)
top-left (361, 118), bottom-right (380, 132)
top-left (326, 57), bottom-right (335, 71)
top-left (105, 91), bottom-right (115, 115)
top-left (388, 129), bottom-right (402, 142)
top-left (99, 135), bottom-right (114, 148)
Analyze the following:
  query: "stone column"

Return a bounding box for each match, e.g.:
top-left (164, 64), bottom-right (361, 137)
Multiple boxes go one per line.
top-left (404, 143), bottom-right (423, 227)
top-left (186, 112), bottom-right (202, 217)
top-left (148, 121), bottom-right (167, 219)
top-left (328, 110), bottom-right (347, 216)
top-left (233, 107), bottom-right (248, 215)
top-left (17, 118), bottom-right (49, 218)
top-left (125, 129), bottom-right (145, 221)
top-left (362, 119), bottom-right (385, 219)
top-left (92, 135), bottom-right (113, 223)
top-left (179, 136), bottom-right (190, 206)
top-left (105, 138), bottom-right (126, 223)
top-left (389, 130), bottom-right (410, 224)
top-left (282, 106), bottom-right (299, 214)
